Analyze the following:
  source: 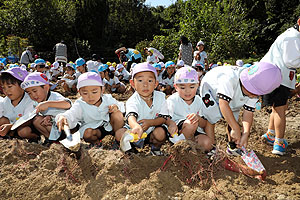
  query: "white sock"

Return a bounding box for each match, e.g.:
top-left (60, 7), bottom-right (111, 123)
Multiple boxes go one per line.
top-left (267, 129), bottom-right (275, 135)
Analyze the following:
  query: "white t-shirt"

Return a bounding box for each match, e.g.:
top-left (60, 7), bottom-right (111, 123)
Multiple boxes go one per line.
top-left (62, 74), bottom-right (76, 88)
top-left (103, 77), bottom-right (120, 92)
top-left (125, 91), bottom-right (168, 134)
top-left (0, 97), bottom-right (4, 118)
top-left (199, 66), bottom-right (258, 124)
top-left (167, 92), bottom-right (201, 124)
top-left (157, 72), bottom-right (163, 84)
top-left (3, 93), bottom-right (35, 124)
top-left (55, 94), bottom-right (124, 138)
top-left (119, 68), bottom-right (131, 80)
top-left (162, 75), bottom-right (175, 87)
top-left (261, 27), bottom-right (300, 89)
top-left (33, 91), bottom-right (71, 117)
top-left (147, 54), bottom-right (159, 64)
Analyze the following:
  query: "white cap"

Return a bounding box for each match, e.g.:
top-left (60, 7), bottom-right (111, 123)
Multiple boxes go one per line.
top-left (197, 40), bottom-right (204, 46)
top-left (177, 60), bottom-right (184, 66)
top-left (236, 60), bottom-right (244, 67)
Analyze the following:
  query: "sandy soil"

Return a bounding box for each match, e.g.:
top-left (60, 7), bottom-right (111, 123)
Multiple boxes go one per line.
top-left (0, 87), bottom-right (299, 200)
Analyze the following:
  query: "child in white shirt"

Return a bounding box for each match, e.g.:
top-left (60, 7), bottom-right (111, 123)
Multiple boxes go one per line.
top-left (99, 64), bottom-right (126, 94)
top-left (166, 67), bottom-right (214, 152)
top-left (115, 63), bottom-right (169, 155)
top-left (161, 61), bottom-right (176, 95)
top-left (21, 72), bottom-right (72, 142)
top-left (116, 63), bottom-right (131, 83)
top-left (0, 67), bottom-right (35, 139)
top-left (56, 72), bottom-right (124, 146)
top-left (199, 63), bottom-right (282, 156)
top-left (60, 63), bottom-right (77, 94)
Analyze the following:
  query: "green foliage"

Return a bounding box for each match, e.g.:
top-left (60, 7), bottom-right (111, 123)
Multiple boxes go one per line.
top-left (6, 35), bottom-right (28, 57)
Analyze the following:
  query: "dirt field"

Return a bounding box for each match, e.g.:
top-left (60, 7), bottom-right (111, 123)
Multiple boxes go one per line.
top-left (0, 89), bottom-right (299, 200)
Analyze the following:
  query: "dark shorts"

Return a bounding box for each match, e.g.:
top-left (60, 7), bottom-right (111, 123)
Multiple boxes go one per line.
top-left (262, 85), bottom-right (291, 107)
top-left (177, 120), bottom-right (205, 137)
top-left (97, 125), bottom-right (114, 140)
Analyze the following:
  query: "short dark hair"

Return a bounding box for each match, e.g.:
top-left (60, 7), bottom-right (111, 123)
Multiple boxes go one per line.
top-left (180, 36), bottom-right (189, 45)
top-left (0, 72), bottom-right (22, 86)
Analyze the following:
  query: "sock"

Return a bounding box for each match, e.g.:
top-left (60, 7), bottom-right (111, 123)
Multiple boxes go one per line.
top-left (267, 129), bottom-right (275, 135)
top-left (275, 137), bottom-right (284, 143)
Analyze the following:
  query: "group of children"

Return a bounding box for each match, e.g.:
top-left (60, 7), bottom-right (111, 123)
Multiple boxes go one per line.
top-left (0, 55), bottom-right (284, 157)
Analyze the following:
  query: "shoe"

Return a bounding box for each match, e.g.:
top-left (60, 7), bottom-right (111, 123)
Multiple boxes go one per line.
top-left (226, 142), bottom-right (243, 156)
top-left (150, 145), bottom-right (164, 156)
top-left (206, 147), bottom-right (217, 160)
top-left (261, 131), bottom-right (275, 145)
top-left (272, 139), bottom-right (288, 156)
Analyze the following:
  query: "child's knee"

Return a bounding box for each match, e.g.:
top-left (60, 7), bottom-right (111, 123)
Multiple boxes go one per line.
top-left (152, 127), bottom-right (167, 142)
top-left (33, 116), bottom-right (43, 127)
top-left (83, 128), bottom-right (94, 140)
top-left (0, 117), bottom-right (10, 125)
top-left (17, 126), bottom-right (32, 138)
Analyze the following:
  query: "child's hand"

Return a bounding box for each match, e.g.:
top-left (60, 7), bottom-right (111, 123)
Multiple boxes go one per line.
top-left (56, 116), bottom-right (68, 132)
top-left (41, 116), bottom-right (52, 126)
top-left (168, 123), bottom-right (178, 137)
top-left (131, 124), bottom-right (143, 139)
top-left (112, 84), bottom-right (117, 89)
top-left (137, 119), bottom-right (151, 133)
top-left (186, 113), bottom-right (198, 124)
top-left (0, 124), bottom-right (12, 136)
top-left (230, 129), bottom-right (241, 146)
top-left (108, 104), bottom-right (118, 113)
top-left (35, 102), bottom-right (50, 113)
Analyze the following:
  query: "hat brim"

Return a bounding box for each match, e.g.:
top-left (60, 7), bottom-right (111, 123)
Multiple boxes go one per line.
top-left (240, 69), bottom-right (261, 95)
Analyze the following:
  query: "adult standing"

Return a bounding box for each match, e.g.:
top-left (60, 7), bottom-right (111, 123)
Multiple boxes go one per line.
top-left (115, 47), bottom-right (141, 71)
top-left (54, 40), bottom-right (67, 67)
top-left (261, 17), bottom-right (300, 155)
top-left (20, 46), bottom-right (34, 67)
top-left (178, 36), bottom-right (193, 66)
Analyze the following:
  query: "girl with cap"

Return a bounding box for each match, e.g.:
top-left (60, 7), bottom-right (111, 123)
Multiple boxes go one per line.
top-left (60, 63), bottom-right (77, 95)
top-left (21, 72), bottom-right (72, 142)
top-left (50, 61), bottom-right (63, 82)
top-left (161, 61), bottom-right (176, 95)
top-left (0, 67), bottom-right (35, 139)
top-left (56, 72), bottom-right (125, 147)
top-left (115, 62), bottom-right (169, 155)
top-left (99, 64), bottom-right (126, 94)
top-left (153, 63), bottom-right (163, 91)
top-left (199, 62), bottom-right (282, 156)
top-left (75, 58), bottom-right (87, 79)
top-left (166, 67), bottom-right (215, 156)
top-left (34, 58), bottom-right (47, 73)
top-left (194, 40), bottom-right (208, 71)
top-left (116, 63), bottom-right (130, 83)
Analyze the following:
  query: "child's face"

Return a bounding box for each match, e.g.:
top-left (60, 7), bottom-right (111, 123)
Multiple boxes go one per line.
top-left (79, 86), bottom-right (102, 106)
top-left (241, 86), bottom-right (258, 99)
top-left (166, 66), bottom-right (175, 75)
top-left (25, 85), bottom-right (50, 103)
top-left (77, 65), bottom-right (85, 73)
top-left (175, 83), bottom-right (198, 102)
top-left (99, 72), bottom-right (105, 79)
top-left (36, 65), bottom-right (45, 72)
top-left (66, 67), bottom-right (75, 75)
top-left (117, 68), bottom-right (123, 73)
top-left (130, 71), bottom-right (158, 98)
top-left (1, 82), bottom-right (24, 102)
top-left (197, 45), bottom-right (204, 51)
top-left (155, 69), bottom-right (161, 74)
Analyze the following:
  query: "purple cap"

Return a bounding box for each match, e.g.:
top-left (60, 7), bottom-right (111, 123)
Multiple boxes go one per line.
top-left (131, 62), bottom-right (157, 79)
top-left (21, 72), bottom-right (49, 89)
top-left (174, 66), bottom-right (199, 84)
top-left (240, 62), bottom-right (282, 95)
top-left (1, 67), bottom-right (29, 81)
top-left (77, 72), bottom-right (103, 89)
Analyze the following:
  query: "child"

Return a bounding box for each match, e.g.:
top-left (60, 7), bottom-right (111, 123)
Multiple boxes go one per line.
top-left (115, 63), bottom-right (169, 155)
top-left (21, 72), bottom-right (72, 141)
top-left (176, 60), bottom-right (184, 69)
top-left (260, 19), bottom-right (300, 155)
top-left (99, 64), bottom-right (126, 94)
top-left (0, 67), bottom-right (36, 139)
top-left (166, 67), bottom-right (214, 152)
top-left (34, 58), bottom-right (47, 73)
top-left (199, 62), bottom-right (282, 156)
top-left (195, 40), bottom-right (208, 71)
top-left (75, 58), bottom-right (87, 79)
top-left (153, 63), bottom-right (163, 91)
top-left (50, 61), bottom-right (63, 81)
top-left (161, 61), bottom-right (176, 95)
top-left (56, 72), bottom-right (125, 146)
top-left (116, 63), bottom-right (130, 83)
top-left (60, 63), bottom-right (77, 95)
top-left (145, 48), bottom-right (159, 64)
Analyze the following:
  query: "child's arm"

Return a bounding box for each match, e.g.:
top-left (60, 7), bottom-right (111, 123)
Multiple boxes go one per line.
top-left (35, 100), bottom-right (72, 113)
top-left (165, 117), bottom-right (178, 136)
top-left (128, 115), bottom-right (143, 137)
top-left (137, 117), bottom-right (166, 134)
top-left (219, 99), bottom-right (241, 144)
top-left (240, 110), bottom-right (254, 148)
